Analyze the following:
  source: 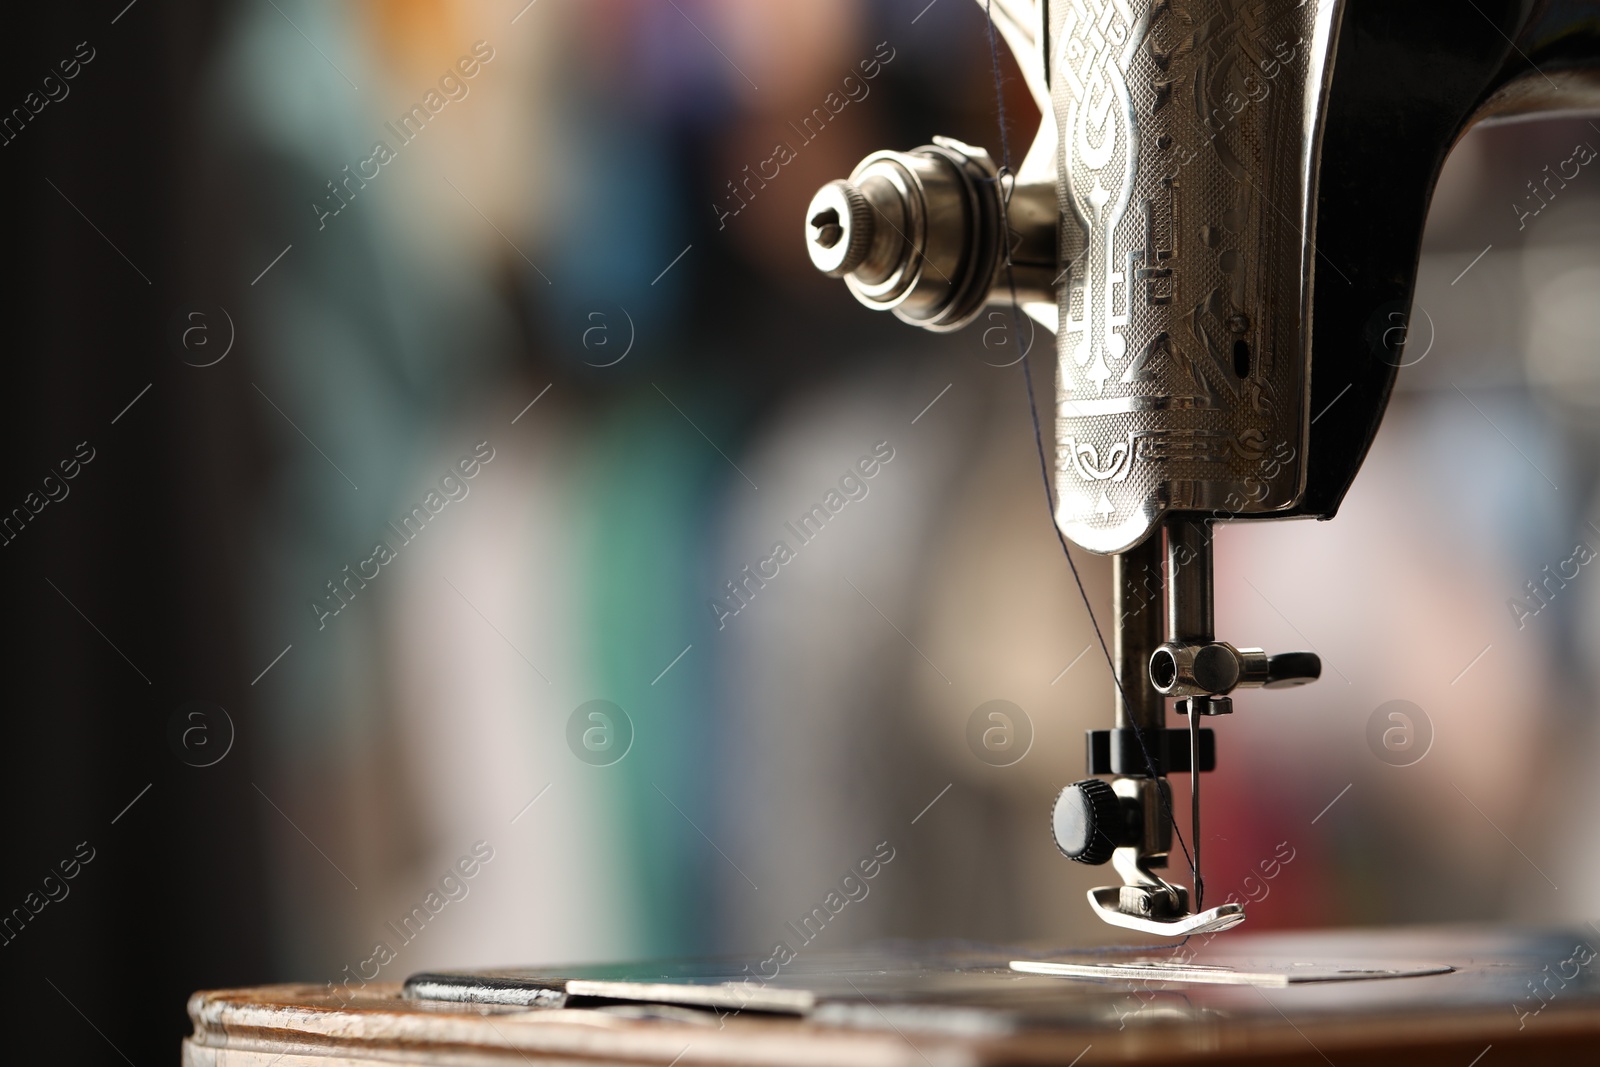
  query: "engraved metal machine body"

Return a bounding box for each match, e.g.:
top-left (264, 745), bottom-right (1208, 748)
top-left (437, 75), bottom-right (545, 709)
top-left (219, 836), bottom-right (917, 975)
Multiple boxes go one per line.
top-left (806, 0), bottom-right (1600, 935)
top-left (1048, 0), bottom-right (1325, 555)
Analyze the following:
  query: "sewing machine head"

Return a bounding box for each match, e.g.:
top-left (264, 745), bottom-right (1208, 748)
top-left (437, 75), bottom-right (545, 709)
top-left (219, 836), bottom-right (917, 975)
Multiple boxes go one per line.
top-left (805, 0), bottom-right (1600, 936)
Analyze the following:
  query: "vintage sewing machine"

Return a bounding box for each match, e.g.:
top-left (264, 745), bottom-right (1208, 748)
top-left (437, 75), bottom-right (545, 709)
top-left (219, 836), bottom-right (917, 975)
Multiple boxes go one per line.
top-left (184, 1), bottom-right (1600, 1063)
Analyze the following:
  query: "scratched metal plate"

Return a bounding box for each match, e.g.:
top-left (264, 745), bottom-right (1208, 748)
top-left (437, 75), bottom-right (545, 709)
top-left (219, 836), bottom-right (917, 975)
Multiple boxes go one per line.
top-left (1009, 957), bottom-right (1451, 987)
top-left (1049, 0), bottom-right (1341, 553)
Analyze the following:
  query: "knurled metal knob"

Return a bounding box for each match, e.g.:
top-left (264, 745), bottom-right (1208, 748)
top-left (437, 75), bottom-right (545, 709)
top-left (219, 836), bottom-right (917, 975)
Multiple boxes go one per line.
top-left (805, 180), bottom-right (874, 278)
top-left (1052, 778), bottom-right (1121, 865)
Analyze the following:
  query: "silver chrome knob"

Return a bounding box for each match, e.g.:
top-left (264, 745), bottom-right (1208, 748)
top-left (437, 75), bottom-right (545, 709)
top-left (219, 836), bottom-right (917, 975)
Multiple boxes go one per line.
top-left (805, 180), bottom-right (874, 278)
top-left (804, 137), bottom-right (1055, 333)
top-left (1150, 641), bottom-right (1321, 697)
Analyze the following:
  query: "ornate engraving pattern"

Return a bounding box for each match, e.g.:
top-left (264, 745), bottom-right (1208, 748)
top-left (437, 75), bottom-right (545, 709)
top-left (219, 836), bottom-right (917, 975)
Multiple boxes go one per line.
top-left (1058, 0), bottom-right (1142, 396)
top-left (1050, 0), bottom-right (1326, 553)
top-left (1064, 433), bottom-right (1140, 481)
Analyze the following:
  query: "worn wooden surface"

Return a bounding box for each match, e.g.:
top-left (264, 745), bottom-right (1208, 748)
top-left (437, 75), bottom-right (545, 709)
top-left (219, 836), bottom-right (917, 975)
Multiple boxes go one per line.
top-left (183, 928), bottom-right (1600, 1066)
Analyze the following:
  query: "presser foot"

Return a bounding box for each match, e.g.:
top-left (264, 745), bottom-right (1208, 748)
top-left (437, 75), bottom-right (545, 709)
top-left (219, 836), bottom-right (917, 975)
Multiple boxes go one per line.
top-left (1087, 886), bottom-right (1246, 937)
top-left (1055, 782), bottom-right (1245, 937)
top-left (1091, 844), bottom-right (1245, 938)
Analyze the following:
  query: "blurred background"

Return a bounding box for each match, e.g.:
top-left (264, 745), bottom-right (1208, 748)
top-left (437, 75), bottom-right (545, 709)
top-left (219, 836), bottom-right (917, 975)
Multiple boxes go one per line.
top-left (4, 0), bottom-right (1600, 1061)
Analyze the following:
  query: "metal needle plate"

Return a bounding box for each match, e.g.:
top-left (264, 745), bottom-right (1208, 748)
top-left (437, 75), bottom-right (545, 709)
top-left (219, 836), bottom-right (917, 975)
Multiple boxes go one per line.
top-left (1010, 959), bottom-right (1454, 988)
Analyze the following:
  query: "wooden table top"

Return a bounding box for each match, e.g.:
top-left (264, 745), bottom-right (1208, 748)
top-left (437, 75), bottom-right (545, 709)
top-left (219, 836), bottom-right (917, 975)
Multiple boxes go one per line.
top-left (183, 927), bottom-right (1600, 1066)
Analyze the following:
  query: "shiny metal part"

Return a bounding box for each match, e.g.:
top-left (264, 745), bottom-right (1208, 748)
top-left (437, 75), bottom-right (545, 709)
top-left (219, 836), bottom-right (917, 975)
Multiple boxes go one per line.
top-left (803, 139), bottom-right (1056, 332)
top-left (1152, 521), bottom-right (1317, 695)
top-left (1047, 1), bottom-right (1335, 554)
top-left (1088, 884), bottom-right (1246, 937)
top-left (1009, 958), bottom-right (1451, 987)
top-left (1111, 842), bottom-right (1184, 919)
top-left (1095, 519), bottom-right (1322, 933)
top-left (1164, 522), bottom-right (1215, 645)
top-left (1151, 640), bottom-right (1321, 698)
top-left (803, 0), bottom-right (1600, 938)
top-left (1149, 642), bottom-right (1229, 698)
top-left (1112, 536), bottom-right (1164, 733)
top-left (811, 0), bottom-right (1600, 547)
top-left (1114, 776), bottom-right (1170, 865)
top-left (1082, 775), bottom-right (1230, 939)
